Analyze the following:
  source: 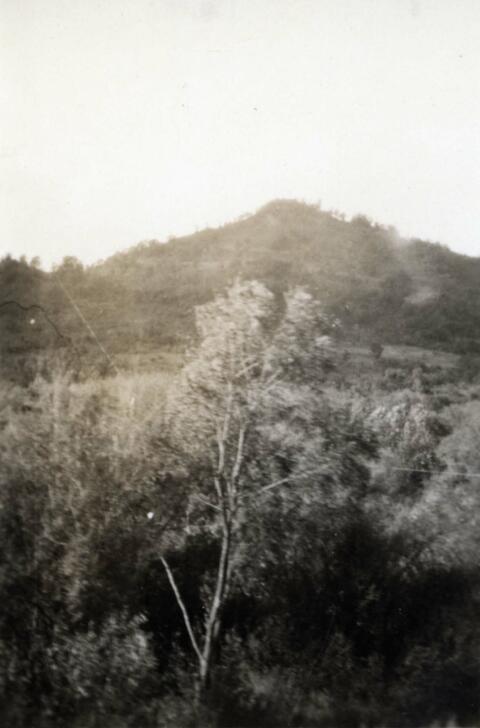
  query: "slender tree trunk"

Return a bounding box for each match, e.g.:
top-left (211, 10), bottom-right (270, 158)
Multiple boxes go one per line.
top-left (161, 514), bottom-right (233, 707)
top-left (198, 514), bottom-right (232, 696)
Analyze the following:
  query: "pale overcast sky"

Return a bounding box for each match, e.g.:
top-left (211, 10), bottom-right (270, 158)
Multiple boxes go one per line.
top-left (1, 0), bottom-right (480, 268)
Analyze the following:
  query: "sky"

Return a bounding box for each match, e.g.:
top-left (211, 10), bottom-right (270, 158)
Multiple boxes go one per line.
top-left (1, 0), bottom-right (480, 269)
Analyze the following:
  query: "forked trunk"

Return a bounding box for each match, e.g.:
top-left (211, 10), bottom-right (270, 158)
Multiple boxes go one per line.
top-left (196, 516), bottom-right (232, 700)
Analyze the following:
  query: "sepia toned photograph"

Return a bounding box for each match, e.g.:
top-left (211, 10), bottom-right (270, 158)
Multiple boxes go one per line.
top-left (1, 1), bottom-right (480, 726)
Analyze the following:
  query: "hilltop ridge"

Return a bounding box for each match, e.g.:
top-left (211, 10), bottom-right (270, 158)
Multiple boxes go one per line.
top-left (1, 200), bottom-right (480, 369)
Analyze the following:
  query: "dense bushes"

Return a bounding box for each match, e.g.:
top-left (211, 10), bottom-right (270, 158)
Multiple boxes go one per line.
top-left (1, 282), bottom-right (480, 726)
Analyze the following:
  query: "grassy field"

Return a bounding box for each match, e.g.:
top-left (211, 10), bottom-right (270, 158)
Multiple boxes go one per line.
top-left (340, 343), bottom-right (459, 368)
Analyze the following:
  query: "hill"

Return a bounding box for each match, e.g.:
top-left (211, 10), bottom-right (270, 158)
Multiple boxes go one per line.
top-left (2, 200), bottom-right (480, 375)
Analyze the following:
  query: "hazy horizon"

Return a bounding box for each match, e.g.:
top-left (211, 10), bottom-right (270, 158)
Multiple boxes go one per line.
top-left (2, 0), bottom-right (480, 268)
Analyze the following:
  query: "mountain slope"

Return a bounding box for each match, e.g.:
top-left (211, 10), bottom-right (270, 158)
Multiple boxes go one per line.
top-left (2, 200), bottom-right (480, 370)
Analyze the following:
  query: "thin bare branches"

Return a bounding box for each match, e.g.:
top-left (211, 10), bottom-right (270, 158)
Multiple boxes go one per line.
top-left (191, 493), bottom-right (221, 512)
top-left (160, 556), bottom-right (204, 669)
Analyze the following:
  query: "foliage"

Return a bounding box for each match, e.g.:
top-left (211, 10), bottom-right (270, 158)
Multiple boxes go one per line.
top-left (1, 279), bottom-right (480, 726)
top-left (3, 200), bottom-right (480, 371)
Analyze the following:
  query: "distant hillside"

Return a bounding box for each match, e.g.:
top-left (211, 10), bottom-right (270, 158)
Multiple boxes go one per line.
top-left (2, 200), bottom-right (480, 372)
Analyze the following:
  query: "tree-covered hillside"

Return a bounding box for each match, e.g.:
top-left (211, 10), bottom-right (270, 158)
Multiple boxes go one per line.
top-left (2, 200), bottom-right (480, 376)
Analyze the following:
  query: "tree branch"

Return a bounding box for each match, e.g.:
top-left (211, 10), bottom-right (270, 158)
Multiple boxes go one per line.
top-left (238, 466), bottom-right (329, 503)
top-left (230, 424), bottom-right (247, 510)
top-left (216, 424), bottom-right (226, 476)
top-left (232, 425), bottom-right (246, 484)
top-left (160, 556), bottom-right (204, 669)
top-left (192, 493), bottom-right (221, 512)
